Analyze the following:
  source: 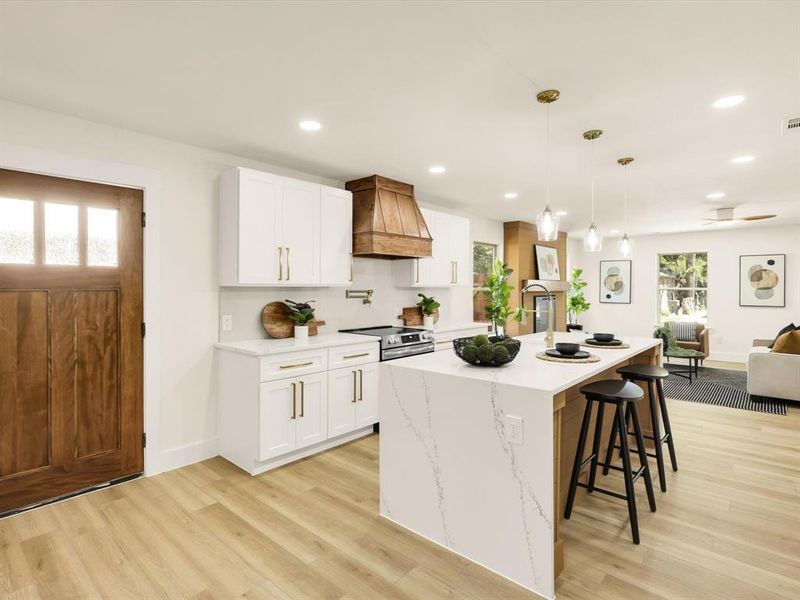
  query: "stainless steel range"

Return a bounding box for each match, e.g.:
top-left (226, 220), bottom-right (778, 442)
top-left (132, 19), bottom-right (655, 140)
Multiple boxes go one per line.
top-left (340, 326), bottom-right (434, 361)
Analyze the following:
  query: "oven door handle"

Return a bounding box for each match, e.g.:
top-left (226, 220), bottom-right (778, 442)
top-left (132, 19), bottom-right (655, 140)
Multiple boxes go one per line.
top-left (382, 342), bottom-right (435, 360)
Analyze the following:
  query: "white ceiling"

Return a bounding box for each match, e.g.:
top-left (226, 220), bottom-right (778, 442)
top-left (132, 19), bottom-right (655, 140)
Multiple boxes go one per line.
top-left (1, 1), bottom-right (799, 236)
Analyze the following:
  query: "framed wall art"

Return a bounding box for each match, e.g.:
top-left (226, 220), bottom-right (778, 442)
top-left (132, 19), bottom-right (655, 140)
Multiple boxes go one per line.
top-left (599, 260), bottom-right (632, 304)
top-left (740, 254), bottom-right (785, 307)
top-left (534, 245), bottom-right (560, 281)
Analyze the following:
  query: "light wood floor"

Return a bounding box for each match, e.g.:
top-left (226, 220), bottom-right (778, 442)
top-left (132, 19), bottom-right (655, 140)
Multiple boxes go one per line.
top-left (1, 398), bottom-right (798, 600)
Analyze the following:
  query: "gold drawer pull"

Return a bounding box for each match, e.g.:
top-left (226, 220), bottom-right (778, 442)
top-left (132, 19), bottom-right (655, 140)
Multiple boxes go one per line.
top-left (434, 339), bottom-right (452, 344)
top-left (299, 380), bottom-right (305, 417)
top-left (359, 369), bottom-right (363, 402)
top-left (352, 370), bottom-right (357, 403)
top-left (343, 352), bottom-right (370, 360)
top-left (279, 361), bottom-right (314, 370)
top-left (290, 383), bottom-right (297, 419)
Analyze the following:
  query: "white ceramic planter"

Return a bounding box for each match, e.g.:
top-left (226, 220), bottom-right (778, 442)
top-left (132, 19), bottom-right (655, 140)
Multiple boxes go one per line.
top-left (294, 325), bottom-right (309, 343)
top-left (423, 315), bottom-right (434, 329)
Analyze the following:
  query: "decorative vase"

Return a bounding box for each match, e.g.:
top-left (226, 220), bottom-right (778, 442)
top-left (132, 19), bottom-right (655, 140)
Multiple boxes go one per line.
top-left (423, 314), bottom-right (434, 329)
top-left (294, 325), bottom-right (309, 342)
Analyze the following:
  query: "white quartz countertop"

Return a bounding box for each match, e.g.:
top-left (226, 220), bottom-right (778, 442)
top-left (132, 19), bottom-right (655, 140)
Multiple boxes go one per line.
top-left (215, 332), bottom-right (378, 356)
top-left (385, 332), bottom-right (661, 394)
top-left (428, 321), bottom-right (491, 335)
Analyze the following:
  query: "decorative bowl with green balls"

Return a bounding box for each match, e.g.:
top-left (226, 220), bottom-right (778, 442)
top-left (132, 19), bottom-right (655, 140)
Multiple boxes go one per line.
top-left (453, 334), bottom-right (521, 367)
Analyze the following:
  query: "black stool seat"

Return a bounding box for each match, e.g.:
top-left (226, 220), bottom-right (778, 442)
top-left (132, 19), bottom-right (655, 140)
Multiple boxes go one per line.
top-left (616, 364), bottom-right (669, 380)
top-left (608, 363), bottom-right (679, 493)
top-left (580, 379), bottom-right (645, 401)
top-left (565, 378), bottom-right (656, 545)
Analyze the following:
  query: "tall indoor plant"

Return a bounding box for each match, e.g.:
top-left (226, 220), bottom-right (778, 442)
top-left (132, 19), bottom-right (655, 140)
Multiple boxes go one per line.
top-left (566, 267), bottom-right (590, 331)
top-left (484, 258), bottom-right (525, 337)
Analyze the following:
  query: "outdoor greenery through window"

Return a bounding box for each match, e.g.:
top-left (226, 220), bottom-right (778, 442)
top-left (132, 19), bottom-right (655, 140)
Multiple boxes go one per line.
top-left (658, 252), bottom-right (708, 324)
top-left (472, 242), bottom-right (497, 322)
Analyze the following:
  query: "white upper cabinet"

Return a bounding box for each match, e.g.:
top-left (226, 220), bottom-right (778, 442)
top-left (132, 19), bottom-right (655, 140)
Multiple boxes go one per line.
top-left (320, 186), bottom-right (353, 286)
top-left (394, 208), bottom-right (471, 288)
top-left (219, 167), bottom-right (352, 287)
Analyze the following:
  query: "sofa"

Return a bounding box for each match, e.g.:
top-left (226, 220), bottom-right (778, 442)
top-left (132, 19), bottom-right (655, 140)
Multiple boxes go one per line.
top-left (666, 321), bottom-right (709, 359)
top-left (747, 339), bottom-right (800, 402)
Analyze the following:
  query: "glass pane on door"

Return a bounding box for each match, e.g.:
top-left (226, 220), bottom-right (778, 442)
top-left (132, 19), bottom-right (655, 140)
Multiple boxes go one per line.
top-left (0, 197), bottom-right (35, 263)
top-left (45, 203), bottom-right (79, 265)
top-left (87, 207), bottom-right (118, 266)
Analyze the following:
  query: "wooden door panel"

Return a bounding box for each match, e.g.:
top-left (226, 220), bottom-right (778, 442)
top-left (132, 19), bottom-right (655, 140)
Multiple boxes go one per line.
top-left (75, 289), bottom-right (120, 459)
top-left (0, 290), bottom-right (50, 478)
top-left (0, 169), bottom-right (143, 514)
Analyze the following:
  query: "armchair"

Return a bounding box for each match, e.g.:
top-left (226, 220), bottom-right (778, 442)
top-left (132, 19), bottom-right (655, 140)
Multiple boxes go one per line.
top-left (666, 322), bottom-right (709, 363)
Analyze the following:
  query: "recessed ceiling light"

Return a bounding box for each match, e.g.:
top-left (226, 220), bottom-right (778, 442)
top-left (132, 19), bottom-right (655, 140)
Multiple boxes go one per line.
top-left (706, 191), bottom-right (726, 199)
top-left (556, 211), bottom-right (568, 216)
top-left (731, 155), bottom-right (755, 164)
top-left (504, 192), bottom-right (518, 199)
top-left (299, 120), bottom-right (321, 131)
top-left (429, 165), bottom-right (446, 174)
top-left (712, 95), bottom-right (745, 109)
top-left (609, 229), bottom-right (620, 234)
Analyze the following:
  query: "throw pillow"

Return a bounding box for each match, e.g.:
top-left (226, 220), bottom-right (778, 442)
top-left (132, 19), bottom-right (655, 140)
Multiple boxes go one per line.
top-left (772, 329), bottom-right (800, 355)
top-left (768, 323), bottom-right (796, 349)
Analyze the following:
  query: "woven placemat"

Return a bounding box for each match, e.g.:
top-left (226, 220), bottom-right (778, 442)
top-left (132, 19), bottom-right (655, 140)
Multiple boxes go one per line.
top-left (536, 351), bottom-right (600, 364)
top-left (581, 341), bottom-right (631, 349)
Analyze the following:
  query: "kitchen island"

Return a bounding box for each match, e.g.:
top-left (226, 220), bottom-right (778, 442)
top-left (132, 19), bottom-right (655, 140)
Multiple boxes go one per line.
top-left (378, 332), bottom-right (662, 600)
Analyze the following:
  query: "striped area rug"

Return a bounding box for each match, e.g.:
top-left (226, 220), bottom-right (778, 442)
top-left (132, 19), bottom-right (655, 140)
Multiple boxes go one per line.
top-left (663, 377), bottom-right (787, 416)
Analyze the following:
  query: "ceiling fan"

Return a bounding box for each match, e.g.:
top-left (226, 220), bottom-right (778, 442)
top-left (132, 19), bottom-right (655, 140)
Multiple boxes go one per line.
top-left (703, 207), bottom-right (776, 225)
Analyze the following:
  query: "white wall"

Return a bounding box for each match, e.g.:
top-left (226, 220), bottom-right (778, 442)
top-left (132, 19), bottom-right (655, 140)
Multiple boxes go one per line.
top-left (0, 100), bottom-right (501, 470)
top-left (570, 225), bottom-right (800, 362)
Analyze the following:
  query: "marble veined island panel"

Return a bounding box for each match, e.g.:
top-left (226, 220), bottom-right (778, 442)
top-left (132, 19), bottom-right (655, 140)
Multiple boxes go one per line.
top-left (379, 333), bottom-right (662, 600)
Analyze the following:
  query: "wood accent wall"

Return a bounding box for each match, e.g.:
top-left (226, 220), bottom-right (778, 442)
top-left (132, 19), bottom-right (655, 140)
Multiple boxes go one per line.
top-left (503, 222), bottom-right (568, 336)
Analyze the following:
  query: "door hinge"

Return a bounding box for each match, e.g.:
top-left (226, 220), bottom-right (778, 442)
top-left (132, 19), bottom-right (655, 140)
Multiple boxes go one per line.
top-left (141, 211), bottom-right (146, 227)
top-left (141, 322), bottom-right (146, 338)
top-left (142, 432), bottom-right (147, 448)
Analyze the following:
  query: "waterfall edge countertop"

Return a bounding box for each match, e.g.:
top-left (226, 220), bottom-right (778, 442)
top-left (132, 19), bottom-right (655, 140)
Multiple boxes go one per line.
top-left (385, 331), bottom-right (662, 393)
top-left (214, 332), bottom-right (378, 356)
top-left (378, 331), bottom-right (662, 600)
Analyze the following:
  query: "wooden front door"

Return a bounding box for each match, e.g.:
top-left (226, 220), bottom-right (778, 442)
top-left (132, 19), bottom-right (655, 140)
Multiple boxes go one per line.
top-left (0, 169), bottom-right (144, 514)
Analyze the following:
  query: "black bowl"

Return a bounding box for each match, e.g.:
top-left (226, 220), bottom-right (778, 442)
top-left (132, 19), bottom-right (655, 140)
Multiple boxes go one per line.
top-left (453, 335), bottom-right (521, 367)
top-left (555, 342), bottom-right (580, 355)
top-left (593, 333), bottom-right (615, 343)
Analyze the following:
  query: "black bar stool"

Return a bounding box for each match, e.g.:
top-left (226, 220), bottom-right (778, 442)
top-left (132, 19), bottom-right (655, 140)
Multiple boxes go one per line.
top-left (605, 364), bottom-right (678, 492)
top-left (564, 379), bottom-right (657, 544)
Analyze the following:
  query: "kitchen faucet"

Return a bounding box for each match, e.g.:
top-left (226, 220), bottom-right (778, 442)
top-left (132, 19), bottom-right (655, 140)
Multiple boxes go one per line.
top-left (521, 282), bottom-right (555, 349)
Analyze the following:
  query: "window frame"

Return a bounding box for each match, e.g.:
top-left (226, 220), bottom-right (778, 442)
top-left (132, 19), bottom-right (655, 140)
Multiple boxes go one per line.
top-left (656, 251), bottom-right (709, 325)
top-left (472, 241), bottom-right (498, 323)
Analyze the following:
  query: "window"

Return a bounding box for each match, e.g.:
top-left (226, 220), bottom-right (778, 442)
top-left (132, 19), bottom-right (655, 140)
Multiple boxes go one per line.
top-left (0, 197), bottom-right (35, 263)
top-left (87, 207), bottom-right (119, 266)
top-left (658, 252), bottom-right (708, 323)
top-left (44, 202), bottom-right (79, 265)
top-left (472, 242), bottom-right (497, 322)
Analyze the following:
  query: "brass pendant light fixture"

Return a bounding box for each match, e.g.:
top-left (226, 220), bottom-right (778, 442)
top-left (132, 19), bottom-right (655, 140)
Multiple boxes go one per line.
top-left (583, 129), bottom-right (603, 252)
top-left (535, 89), bottom-right (560, 241)
top-left (617, 157), bottom-right (634, 257)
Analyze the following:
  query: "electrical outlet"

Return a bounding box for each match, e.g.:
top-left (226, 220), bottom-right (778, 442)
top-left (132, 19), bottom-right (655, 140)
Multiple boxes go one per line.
top-left (221, 315), bottom-right (233, 332)
top-left (505, 415), bottom-right (524, 445)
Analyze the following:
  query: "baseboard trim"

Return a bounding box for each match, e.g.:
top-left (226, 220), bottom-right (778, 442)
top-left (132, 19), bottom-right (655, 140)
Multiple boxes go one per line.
top-left (706, 352), bottom-right (747, 364)
top-left (158, 437), bottom-right (219, 474)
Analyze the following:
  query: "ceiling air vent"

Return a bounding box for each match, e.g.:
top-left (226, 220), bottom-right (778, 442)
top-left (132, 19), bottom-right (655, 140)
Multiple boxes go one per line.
top-left (781, 116), bottom-right (800, 136)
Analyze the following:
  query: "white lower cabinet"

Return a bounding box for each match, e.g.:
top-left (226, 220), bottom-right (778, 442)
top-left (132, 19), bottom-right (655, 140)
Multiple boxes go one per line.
top-left (218, 341), bottom-right (379, 475)
top-left (328, 362), bottom-right (379, 437)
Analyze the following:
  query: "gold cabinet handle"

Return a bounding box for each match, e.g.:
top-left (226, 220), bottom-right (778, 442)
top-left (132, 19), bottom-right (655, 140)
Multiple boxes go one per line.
top-left (286, 247), bottom-right (291, 280)
top-left (290, 383), bottom-right (297, 419)
top-left (299, 380), bottom-right (305, 417)
top-left (358, 369), bottom-right (364, 402)
top-left (344, 352), bottom-right (370, 360)
top-left (352, 370), bottom-right (357, 403)
top-left (279, 361), bottom-right (314, 370)
top-left (454, 260), bottom-right (458, 284)
top-left (415, 258), bottom-right (420, 284)
top-left (278, 247), bottom-right (283, 281)
top-left (349, 252), bottom-right (353, 282)
top-left (434, 338), bottom-right (451, 344)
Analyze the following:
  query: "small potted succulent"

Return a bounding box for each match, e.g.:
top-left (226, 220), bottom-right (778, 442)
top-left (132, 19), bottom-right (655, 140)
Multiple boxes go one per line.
top-left (285, 299), bottom-right (315, 342)
top-left (416, 293), bottom-right (440, 329)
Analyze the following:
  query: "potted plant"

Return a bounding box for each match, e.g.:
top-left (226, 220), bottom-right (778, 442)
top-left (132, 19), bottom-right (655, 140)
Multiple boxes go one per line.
top-left (416, 293), bottom-right (440, 328)
top-left (483, 258), bottom-right (525, 337)
top-left (285, 299), bottom-right (315, 342)
top-left (566, 267), bottom-right (590, 331)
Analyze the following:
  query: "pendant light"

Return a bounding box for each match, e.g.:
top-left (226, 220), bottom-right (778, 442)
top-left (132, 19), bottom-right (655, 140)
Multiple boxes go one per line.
top-left (535, 89), bottom-right (560, 241)
top-left (583, 129), bottom-right (603, 252)
top-left (617, 157), bottom-right (634, 257)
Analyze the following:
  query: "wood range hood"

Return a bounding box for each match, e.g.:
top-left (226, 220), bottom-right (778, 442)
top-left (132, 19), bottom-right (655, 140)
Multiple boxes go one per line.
top-left (345, 175), bottom-right (433, 259)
